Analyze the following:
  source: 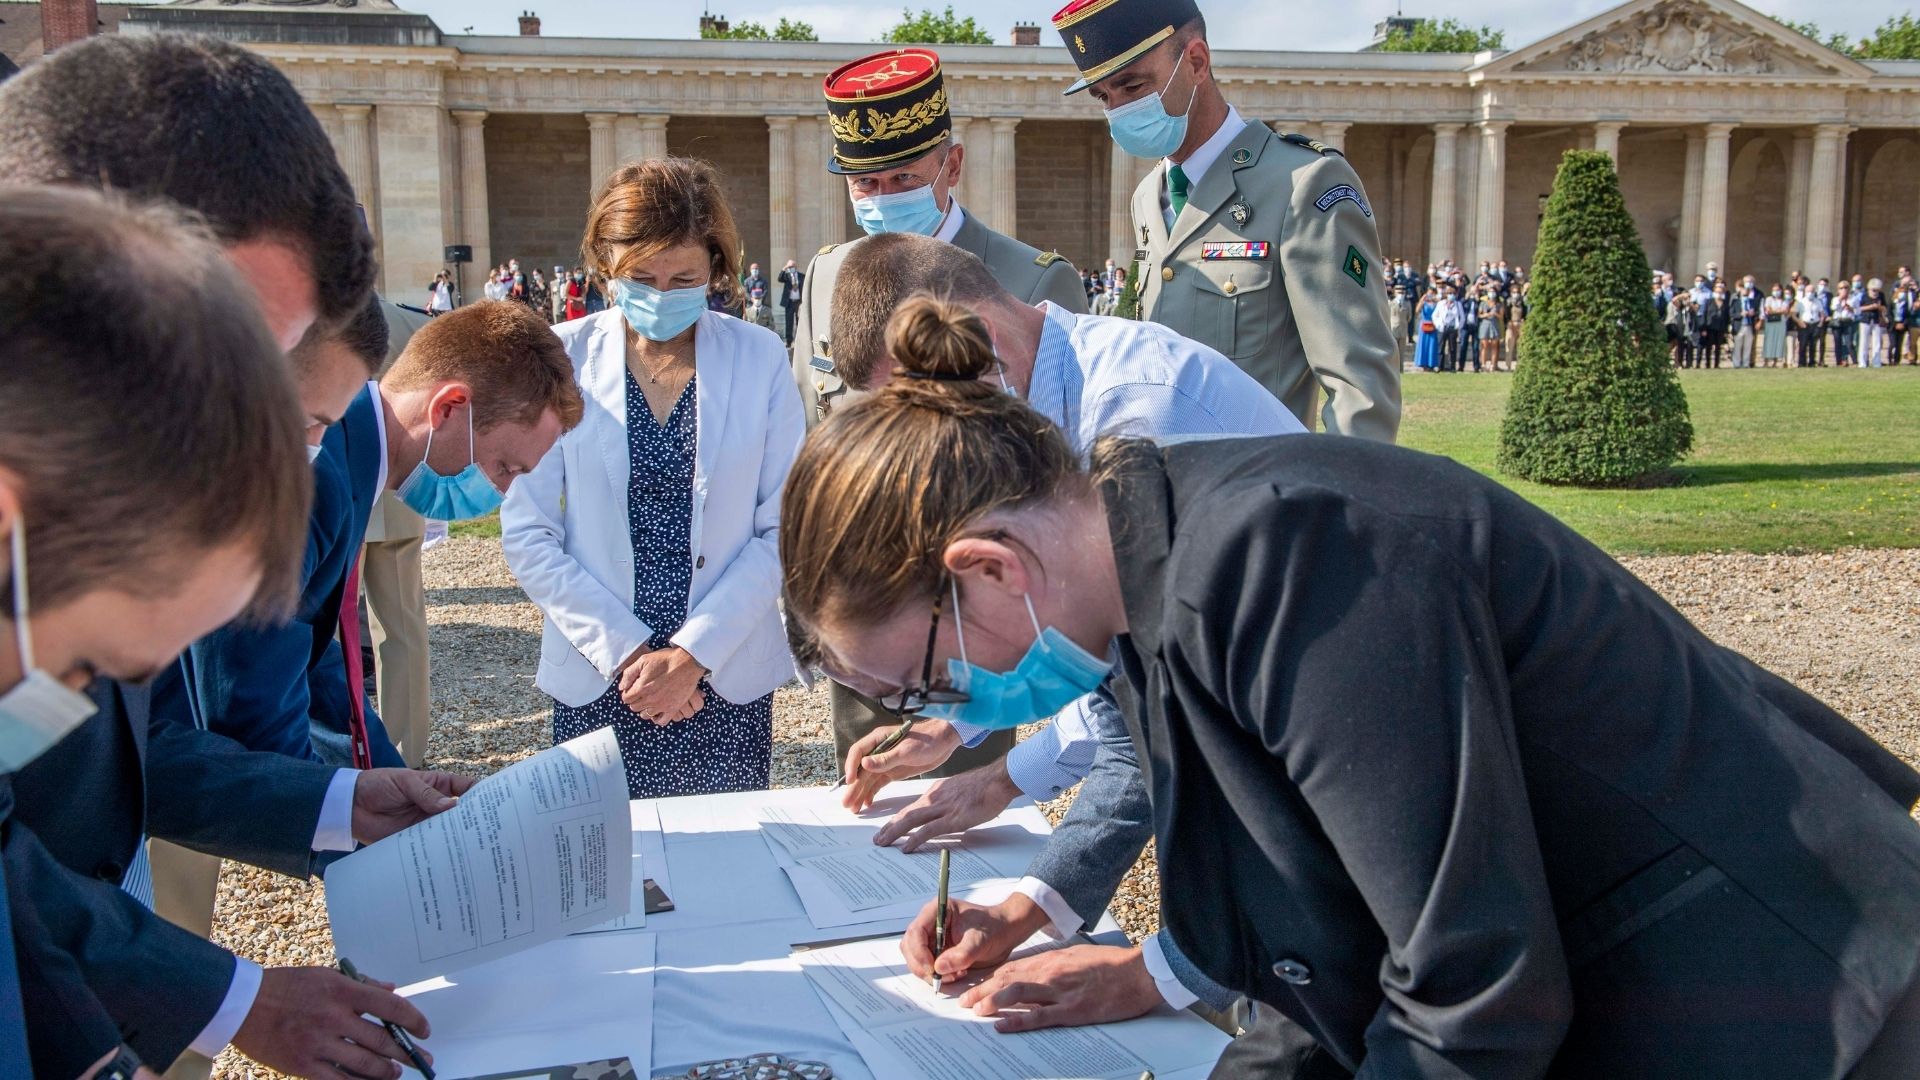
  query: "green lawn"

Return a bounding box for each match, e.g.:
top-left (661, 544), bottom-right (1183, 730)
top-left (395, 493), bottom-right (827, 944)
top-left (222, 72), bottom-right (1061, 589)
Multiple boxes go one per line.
top-left (1402, 366), bottom-right (1920, 554)
top-left (450, 367), bottom-right (1920, 556)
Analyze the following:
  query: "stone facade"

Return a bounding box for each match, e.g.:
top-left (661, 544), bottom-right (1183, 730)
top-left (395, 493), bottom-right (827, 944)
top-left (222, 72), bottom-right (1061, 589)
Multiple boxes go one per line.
top-left (114, 0), bottom-right (1920, 298)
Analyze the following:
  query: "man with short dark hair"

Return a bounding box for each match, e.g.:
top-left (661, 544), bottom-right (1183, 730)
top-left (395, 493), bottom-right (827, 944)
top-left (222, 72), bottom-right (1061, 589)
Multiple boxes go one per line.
top-left (0, 33), bottom-right (470, 1080)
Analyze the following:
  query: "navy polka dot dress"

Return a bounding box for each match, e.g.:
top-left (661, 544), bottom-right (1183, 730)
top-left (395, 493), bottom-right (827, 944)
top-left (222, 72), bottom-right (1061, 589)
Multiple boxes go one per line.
top-left (551, 368), bottom-right (774, 799)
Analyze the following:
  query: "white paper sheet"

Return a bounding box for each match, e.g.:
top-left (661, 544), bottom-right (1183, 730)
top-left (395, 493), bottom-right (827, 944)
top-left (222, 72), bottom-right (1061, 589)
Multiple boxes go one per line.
top-left (398, 933), bottom-right (655, 1080)
top-left (571, 853), bottom-right (646, 934)
top-left (751, 788), bottom-right (1049, 928)
top-left (796, 934), bottom-right (1229, 1080)
top-left (327, 729), bottom-right (633, 985)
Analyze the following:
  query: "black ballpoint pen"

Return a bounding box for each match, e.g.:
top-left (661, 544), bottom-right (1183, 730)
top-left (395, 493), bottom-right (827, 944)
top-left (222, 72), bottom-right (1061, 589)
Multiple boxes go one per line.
top-left (337, 956), bottom-right (436, 1079)
top-left (931, 848), bottom-right (951, 993)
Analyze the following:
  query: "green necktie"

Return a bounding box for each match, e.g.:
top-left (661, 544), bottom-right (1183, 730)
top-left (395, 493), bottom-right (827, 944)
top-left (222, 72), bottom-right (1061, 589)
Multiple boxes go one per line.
top-left (1168, 163), bottom-right (1190, 220)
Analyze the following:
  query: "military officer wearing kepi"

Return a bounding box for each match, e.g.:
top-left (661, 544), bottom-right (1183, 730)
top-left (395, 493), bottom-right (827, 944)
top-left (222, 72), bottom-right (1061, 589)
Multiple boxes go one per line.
top-left (1055, 0), bottom-right (1401, 441)
top-left (790, 45), bottom-right (1088, 779)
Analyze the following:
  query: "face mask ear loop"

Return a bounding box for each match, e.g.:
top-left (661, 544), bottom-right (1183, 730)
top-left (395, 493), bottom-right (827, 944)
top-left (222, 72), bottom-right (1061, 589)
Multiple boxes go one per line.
top-left (10, 517), bottom-right (31, 671)
top-left (949, 576), bottom-right (969, 667)
top-left (420, 413), bottom-right (437, 469)
top-left (1022, 592), bottom-right (1044, 645)
top-left (466, 401), bottom-right (478, 468)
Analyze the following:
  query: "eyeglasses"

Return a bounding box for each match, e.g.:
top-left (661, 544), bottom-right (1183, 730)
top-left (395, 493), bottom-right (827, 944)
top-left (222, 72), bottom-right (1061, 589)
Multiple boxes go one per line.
top-left (874, 575), bottom-right (970, 718)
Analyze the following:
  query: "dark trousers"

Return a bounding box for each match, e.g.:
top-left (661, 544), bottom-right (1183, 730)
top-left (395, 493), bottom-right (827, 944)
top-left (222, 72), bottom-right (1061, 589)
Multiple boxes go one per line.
top-left (1437, 330), bottom-right (1459, 372)
top-left (1458, 327), bottom-right (1478, 371)
top-left (1208, 1003), bottom-right (1352, 1079)
top-left (781, 301), bottom-right (799, 345)
top-left (1797, 326), bottom-right (1823, 366)
top-left (1889, 326), bottom-right (1906, 363)
top-left (829, 681), bottom-right (1016, 779)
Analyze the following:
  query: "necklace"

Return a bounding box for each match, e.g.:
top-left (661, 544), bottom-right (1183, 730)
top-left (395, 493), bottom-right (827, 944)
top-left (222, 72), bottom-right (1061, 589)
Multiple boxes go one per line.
top-left (630, 331), bottom-right (689, 386)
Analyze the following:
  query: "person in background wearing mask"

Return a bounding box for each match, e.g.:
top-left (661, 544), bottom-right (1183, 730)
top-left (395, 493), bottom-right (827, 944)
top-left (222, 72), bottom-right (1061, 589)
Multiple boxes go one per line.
top-left (788, 47), bottom-right (1086, 427)
top-left (565, 264), bottom-right (589, 321)
top-left (1763, 283), bottom-right (1792, 366)
top-left (784, 47), bottom-right (1088, 783)
top-left (1830, 279), bottom-right (1858, 367)
top-left (426, 268), bottom-right (454, 315)
top-left (485, 266), bottom-right (509, 302)
top-left (1858, 279), bottom-right (1889, 368)
top-left (503, 158), bottom-right (803, 800)
top-left (1891, 277), bottom-right (1915, 365)
top-left (1432, 283), bottom-right (1463, 372)
top-left (777, 258), bottom-right (804, 346)
top-left (1054, 0), bottom-right (1400, 440)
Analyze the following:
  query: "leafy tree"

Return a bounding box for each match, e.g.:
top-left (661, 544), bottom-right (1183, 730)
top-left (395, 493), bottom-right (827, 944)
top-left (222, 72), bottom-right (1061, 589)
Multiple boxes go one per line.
top-left (1770, 12), bottom-right (1920, 57)
top-left (1373, 17), bottom-right (1505, 53)
top-left (882, 5), bottom-right (995, 45)
top-left (1497, 151), bottom-right (1692, 486)
top-left (702, 17), bottom-right (817, 41)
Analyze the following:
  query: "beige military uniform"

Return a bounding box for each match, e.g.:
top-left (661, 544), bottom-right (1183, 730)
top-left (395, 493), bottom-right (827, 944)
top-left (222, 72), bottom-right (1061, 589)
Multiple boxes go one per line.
top-left (789, 207), bottom-right (1090, 423)
top-left (786, 206), bottom-right (1089, 774)
top-left (1131, 120), bottom-right (1401, 441)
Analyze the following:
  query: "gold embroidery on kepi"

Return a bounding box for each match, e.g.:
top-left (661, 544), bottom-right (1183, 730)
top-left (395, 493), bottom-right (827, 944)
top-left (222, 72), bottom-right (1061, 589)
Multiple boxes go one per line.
top-left (823, 48), bottom-right (953, 175)
top-left (1051, 0), bottom-right (1201, 96)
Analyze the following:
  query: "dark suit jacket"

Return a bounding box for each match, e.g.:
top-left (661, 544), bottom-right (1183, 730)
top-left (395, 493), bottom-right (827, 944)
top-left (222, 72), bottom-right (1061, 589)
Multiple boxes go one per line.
top-left (159, 386), bottom-right (401, 766)
top-left (1100, 436), bottom-right (1920, 1078)
top-left (6, 681), bottom-right (337, 1072)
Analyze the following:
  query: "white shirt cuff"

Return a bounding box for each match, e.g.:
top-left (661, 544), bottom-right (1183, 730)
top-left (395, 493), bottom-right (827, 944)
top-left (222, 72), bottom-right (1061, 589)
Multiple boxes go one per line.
top-left (1142, 933), bottom-right (1201, 1011)
top-left (312, 768), bottom-right (360, 852)
top-left (190, 956), bottom-right (262, 1058)
top-left (949, 719), bottom-right (991, 749)
top-left (1013, 876), bottom-right (1084, 940)
top-left (1003, 728), bottom-right (1081, 802)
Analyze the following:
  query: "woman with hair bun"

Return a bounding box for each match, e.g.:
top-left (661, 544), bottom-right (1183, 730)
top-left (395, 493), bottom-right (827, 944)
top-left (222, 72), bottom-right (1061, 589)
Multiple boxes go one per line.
top-left (779, 300), bottom-right (1920, 1077)
top-left (503, 157), bottom-right (804, 798)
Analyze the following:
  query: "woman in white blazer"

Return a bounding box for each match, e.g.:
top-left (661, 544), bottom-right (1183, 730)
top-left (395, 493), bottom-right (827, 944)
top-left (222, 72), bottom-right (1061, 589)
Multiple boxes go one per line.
top-left (502, 158), bottom-right (804, 798)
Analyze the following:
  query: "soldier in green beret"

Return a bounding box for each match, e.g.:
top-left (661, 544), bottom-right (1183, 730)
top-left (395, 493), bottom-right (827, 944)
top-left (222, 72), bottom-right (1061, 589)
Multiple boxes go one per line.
top-left (1053, 0), bottom-right (1401, 441)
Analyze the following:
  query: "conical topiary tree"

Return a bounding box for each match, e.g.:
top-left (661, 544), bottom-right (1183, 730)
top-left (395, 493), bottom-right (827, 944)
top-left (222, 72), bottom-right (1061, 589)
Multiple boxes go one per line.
top-left (1497, 150), bottom-right (1692, 486)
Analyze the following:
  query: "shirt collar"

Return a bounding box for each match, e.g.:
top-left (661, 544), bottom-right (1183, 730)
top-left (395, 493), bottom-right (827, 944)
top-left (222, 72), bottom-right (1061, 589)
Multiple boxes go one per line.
top-left (935, 202), bottom-right (967, 245)
top-left (367, 380), bottom-right (388, 495)
top-left (1027, 302), bottom-right (1076, 430)
top-left (1167, 105), bottom-right (1244, 190)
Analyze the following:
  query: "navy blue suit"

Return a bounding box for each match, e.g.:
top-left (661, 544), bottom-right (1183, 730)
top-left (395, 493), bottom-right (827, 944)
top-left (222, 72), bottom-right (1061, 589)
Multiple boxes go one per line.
top-left (153, 386), bottom-right (401, 767)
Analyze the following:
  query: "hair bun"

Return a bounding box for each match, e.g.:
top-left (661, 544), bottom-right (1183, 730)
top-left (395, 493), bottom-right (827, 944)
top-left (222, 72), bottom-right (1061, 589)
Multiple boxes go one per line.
top-left (884, 296), bottom-right (998, 384)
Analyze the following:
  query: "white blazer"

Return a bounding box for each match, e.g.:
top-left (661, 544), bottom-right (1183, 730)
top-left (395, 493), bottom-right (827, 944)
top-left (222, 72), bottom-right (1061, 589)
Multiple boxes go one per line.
top-left (502, 308), bottom-right (805, 707)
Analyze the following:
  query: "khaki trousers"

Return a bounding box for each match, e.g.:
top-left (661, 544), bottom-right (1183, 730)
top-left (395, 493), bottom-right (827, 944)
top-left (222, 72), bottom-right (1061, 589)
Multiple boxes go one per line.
top-left (362, 533), bottom-right (431, 767)
top-left (148, 838), bottom-right (222, 1080)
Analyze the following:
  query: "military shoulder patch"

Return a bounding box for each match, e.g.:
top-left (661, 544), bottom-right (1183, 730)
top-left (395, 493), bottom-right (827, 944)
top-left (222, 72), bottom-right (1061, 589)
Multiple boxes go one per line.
top-left (1343, 245), bottom-right (1370, 289)
top-left (1035, 251), bottom-right (1066, 268)
top-left (1314, 184), bottom-right (1372, 218)
top-left (1280, 132), bottom-right (1343, 157)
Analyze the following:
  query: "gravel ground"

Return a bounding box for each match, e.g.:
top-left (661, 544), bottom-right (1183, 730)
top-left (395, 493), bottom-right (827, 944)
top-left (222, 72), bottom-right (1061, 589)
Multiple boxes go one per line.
top-left (208, 539), bottom-right (1920, 1077)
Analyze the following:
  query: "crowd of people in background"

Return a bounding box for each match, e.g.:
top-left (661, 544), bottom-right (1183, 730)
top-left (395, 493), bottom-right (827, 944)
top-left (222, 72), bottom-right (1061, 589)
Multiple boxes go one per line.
top-left (1656, 266), bottom-right (1917, 369)
top-left (1394, 258), bottom-right (1531, 373)
top-left (449, 254), bottom-right (816, 342)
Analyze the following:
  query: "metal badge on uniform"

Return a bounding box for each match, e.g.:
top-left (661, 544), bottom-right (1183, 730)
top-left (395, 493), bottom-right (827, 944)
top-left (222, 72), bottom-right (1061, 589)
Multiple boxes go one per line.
top-left (1232, 147), bottom-right (1251, 165)
top-left (1230, 201), bottom-right (1253, 226)
top-left (809, 355), bottom-right (835, 373)
top-left (1140, 224), bottom-right (1151, 245)
top-left (1314, 184), bottom-right (1373, 218)
top-left (1201, 241), bottom-right (1271, 261)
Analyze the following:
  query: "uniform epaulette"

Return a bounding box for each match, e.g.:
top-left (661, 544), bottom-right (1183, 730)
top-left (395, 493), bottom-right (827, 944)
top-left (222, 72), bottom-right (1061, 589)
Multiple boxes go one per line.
top-left (817, 243), bottom-right (840, 256)
top-left (1035, 251), bottom-right (1066, 268)
top-left (393, 303), bottom-right (432, 316)
top-left (1279, 132), bottom-right (1342, 157)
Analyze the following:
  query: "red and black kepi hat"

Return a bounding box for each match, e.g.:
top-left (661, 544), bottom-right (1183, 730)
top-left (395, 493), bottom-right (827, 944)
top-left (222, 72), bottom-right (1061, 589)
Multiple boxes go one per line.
top-left (823, 48), bottom-right (952, 175)
top-left (1052, 0), bottom-right (1202, 96)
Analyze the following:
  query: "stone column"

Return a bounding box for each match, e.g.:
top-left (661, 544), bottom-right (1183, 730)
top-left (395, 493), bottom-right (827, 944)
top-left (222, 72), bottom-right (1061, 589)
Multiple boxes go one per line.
top-left (1592, 121), bottom-right (1626, 162)
top-left (989, 117), bottom-right (1020, 235)
top-left (638, 114), bottom-right (669, 161)
top-left (951, 118), bottom-right (981, 212)
top-left (1317, 122), bottom-right (1351, 154)
top-left (1676, 131), bottom-right (1705, 276)
top-left (1108, 136), bottom-right (1138, 265)
top-left (585, 112), bottom-right (617, 193)
top-left (451, 109), bottom-right (491, 284)
top-left (1804, 124), bottom-right (1845, 281)
top-left (373, 104), bottom-right (450, 297)
top-left (1471, 120), bottom-right (1509, 268)
top-left (815, 116), bottom-right (849, 249)
top-left (1784, 131), bottom-right (1813, 275)
top-left (791, 116), bottom-right (824, 261)
top-left (336, 104), bottom-right (378, 239)
top-left (613, 115), bottom-right (643, 169)
top-left (1695, 123), bottom-right (1735, 277)
top-left (1428, 123), bottom-right (1462, 268)
top-left (766, 116), bottom-right (798, 267)
top-left (1833, 127), bottom-right (1854, 276)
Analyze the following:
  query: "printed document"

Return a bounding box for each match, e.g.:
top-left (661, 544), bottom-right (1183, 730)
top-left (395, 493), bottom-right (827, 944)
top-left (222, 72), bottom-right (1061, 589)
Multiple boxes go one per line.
top-left (795, 933), bottom-right (1229, 1080)
top-left (327, 729), bottom-right (632, 985)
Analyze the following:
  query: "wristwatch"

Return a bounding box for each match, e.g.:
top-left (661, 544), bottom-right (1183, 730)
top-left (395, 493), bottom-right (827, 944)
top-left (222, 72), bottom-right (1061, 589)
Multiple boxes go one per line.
top-left (93, 1046), bottom-right (143, 1080)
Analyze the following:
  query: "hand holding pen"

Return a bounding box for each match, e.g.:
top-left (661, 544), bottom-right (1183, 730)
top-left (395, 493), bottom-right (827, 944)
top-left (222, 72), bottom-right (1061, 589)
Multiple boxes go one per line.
top-left (336, 957), bottom-right (436, 1079)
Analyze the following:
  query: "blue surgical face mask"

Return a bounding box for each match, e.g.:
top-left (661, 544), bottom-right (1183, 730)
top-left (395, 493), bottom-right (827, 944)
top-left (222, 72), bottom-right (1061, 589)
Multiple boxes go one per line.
top-left (1103, 64), bottom-right (1196, 161)
top-left (851, 153), bottom-right (952, 237)
top-left (0, 518), bottom-right (100, 774)
top-left (919, 580), bottom-right (1113, 732)
top-left (398, 405), bottom-right (503, 521)
top-left (612, 278), bottom-right (707, 341)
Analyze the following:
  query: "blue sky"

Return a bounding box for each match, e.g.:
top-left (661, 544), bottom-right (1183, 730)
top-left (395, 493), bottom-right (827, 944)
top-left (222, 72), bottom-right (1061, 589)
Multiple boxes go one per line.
top-left (388, 1), bottom-right (1897, 50)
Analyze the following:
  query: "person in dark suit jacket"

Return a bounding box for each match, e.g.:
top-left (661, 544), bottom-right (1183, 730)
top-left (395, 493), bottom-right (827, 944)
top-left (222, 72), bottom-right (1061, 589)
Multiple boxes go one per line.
top-left (777, 259), bottom-right (804, 345)
top-left (777, 308), bottom-right (1920, 1078)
